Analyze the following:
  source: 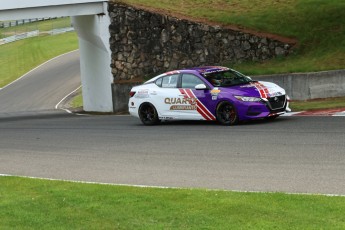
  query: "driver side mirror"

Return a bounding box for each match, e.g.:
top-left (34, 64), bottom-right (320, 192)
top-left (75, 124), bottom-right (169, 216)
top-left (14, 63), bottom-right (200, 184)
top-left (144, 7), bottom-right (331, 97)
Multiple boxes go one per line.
top-left (195, 84), bottom-right (207, 90)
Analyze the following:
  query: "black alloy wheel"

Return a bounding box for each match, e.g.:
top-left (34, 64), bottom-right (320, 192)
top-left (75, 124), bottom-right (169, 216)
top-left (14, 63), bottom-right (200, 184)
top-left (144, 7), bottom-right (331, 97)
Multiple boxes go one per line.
top-left (139, 103), bottom-right (160, 125)
top-left (216, 101), bottom-right (239, 126)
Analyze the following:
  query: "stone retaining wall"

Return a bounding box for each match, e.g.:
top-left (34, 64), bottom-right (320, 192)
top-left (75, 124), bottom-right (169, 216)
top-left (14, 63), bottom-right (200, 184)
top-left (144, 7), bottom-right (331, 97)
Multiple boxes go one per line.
top-left (108, 2), bottom-right (294, 111)
top-left (108, 2), bottom-right (293, 84)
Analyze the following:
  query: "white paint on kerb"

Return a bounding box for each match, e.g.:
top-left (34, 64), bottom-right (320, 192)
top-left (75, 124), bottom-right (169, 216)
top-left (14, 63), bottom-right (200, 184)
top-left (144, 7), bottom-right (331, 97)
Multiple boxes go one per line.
top-left (333, 111), bottom-right (345, 116)
top-left (55, 85), bottom-right (82, 112)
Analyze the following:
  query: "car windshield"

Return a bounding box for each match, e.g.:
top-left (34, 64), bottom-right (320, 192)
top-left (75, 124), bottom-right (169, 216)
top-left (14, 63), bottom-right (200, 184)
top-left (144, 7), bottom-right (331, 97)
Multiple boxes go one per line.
top-left (203, 70), bottom-right (253, 87)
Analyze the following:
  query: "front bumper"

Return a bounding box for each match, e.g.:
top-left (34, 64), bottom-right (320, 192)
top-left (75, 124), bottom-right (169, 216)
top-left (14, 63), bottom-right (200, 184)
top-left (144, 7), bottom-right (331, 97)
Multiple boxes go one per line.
top-left (236, 95), bottom-right (290, 121)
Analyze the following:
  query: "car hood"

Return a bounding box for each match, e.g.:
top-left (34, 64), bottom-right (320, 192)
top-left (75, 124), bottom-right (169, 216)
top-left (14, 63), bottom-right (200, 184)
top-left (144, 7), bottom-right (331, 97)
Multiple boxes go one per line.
top-left (220, 81), bottom-right (285, 98)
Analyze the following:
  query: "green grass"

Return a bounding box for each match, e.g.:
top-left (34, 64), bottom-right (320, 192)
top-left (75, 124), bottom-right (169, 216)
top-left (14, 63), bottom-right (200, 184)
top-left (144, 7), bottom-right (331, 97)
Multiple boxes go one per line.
top-left (290, 96), bottom-right (345, 111)
top-left (1, 176), bottom-right (345, 229)
top-left (0, 17), bottom-right (72, 38)
top-left (0, 32), bottom-right (78, 88)
top-left (71, 89), bottom-right (83, 108)
top-left (116, 0), bottom-right (345, 74)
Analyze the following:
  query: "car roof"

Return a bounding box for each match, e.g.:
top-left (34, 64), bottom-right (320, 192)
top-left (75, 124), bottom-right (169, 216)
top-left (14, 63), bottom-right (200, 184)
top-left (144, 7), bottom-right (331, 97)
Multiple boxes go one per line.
top-left (161, 66), bottom-right (231, 75)
top-left (186, 66), bottom-right (230, 75)
top-left (144, 66), bottom-right (232, 84)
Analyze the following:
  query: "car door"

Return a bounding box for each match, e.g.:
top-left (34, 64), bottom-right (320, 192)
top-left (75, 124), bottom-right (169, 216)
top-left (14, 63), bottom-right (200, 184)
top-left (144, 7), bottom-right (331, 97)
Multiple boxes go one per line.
top-left (180, 73), bottom-right (216, 120)
top-left (149, 74), bottom-right (182, 119)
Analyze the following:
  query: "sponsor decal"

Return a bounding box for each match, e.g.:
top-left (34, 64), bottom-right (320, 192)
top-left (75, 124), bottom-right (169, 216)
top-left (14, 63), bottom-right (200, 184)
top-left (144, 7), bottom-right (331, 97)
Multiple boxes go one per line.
top-left (179, 89), bottom-right (216, 121)
top-left (165, 97), bottom-right (197, 111)
top-left (170, 105), bottom-right (197, 110)
top-left (240, 84), bottom-right (256, 88)
top-left (247, 82), bottom-right (283, 98)
top-left (211, 88), bottom-right (221, 100)
top-left (164, 97), bottom-right (197, 105)
top-left (268, 91), bottom-right (283, 97)
top-left (135, 89), bottom-right (150, 98)
top-left (201, 66), bottom-right (230, 74)
top-left (253, 82), bottom-right (284, 98)
top-left (162, 90), bottom-right (216, 120)
top-left (159, 116), bottom-right (174, 120)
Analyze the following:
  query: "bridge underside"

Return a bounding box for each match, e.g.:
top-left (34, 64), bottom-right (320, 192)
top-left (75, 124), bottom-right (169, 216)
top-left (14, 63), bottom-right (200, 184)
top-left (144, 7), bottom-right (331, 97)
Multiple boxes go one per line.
top-left (0, 2), bottom-right (104, 20)
top-left (0, 0), bottom-right (114, 112)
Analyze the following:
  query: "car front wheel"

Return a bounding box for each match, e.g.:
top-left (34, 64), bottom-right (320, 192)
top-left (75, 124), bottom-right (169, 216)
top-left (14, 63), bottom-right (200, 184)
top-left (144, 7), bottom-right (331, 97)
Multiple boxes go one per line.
top-left (216, 101), bottom-right (238, 126)
top-left (139, 103), bottom-right (160, 125)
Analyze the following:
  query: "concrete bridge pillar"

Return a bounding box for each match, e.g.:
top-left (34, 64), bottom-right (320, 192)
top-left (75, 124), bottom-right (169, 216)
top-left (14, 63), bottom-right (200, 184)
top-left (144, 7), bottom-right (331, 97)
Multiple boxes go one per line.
top-left (72, 11), bottom-right (113, 112)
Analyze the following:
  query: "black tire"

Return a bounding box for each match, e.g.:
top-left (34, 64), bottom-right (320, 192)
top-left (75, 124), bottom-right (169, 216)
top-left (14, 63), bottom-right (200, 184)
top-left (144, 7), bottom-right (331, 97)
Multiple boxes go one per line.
top-left (138, 103), bottom-right (160, 125)
top-left (216, 101), bottom-right (239, 126)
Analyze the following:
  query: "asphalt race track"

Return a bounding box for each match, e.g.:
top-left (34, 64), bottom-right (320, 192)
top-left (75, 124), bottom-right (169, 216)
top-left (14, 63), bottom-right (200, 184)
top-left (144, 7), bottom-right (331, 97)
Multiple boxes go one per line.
top-left (0, 50), bottom-right (80, 115)
top-left (1, 114), bottom-right (345, 195)
top-left (0, 51), bottom-right (345, 195)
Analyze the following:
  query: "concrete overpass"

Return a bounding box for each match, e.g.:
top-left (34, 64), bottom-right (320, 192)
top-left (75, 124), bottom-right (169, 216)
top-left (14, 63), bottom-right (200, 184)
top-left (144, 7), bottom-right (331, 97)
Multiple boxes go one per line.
top-left (0, 0), bottom-right (113, 112)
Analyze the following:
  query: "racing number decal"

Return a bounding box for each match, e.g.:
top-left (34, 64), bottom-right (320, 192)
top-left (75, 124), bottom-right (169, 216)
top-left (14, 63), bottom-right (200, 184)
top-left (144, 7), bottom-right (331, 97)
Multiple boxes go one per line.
top-left (179, 89), bottom-right (216, 121)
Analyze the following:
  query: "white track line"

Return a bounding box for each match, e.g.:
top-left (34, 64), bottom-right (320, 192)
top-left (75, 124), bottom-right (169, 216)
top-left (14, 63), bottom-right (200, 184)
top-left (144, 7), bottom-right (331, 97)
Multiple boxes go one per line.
top-left (283, 111), bottom-right (345, 117)
top-left (0, 49), bottom-right (81, 115)
top-left (55, 85), bottom-right (81, 113)
top-left (1, 174), bottom-right (344, 197)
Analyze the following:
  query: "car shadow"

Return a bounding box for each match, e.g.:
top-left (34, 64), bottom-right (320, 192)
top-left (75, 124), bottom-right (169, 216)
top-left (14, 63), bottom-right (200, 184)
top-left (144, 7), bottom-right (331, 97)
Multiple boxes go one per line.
top-left (149, 116), bottom-right (290, 126)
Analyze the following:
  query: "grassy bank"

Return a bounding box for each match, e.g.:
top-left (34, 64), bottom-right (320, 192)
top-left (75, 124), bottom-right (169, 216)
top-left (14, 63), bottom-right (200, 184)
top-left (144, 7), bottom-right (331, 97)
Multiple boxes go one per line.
top-left (117, 0), bottom-right (345, 74)
top-left (0, 32), bottom-right (78, 88)
top-left (290, 96), bottom-right (345, 111)
top-left (1, 176), bottom-right (345, 229)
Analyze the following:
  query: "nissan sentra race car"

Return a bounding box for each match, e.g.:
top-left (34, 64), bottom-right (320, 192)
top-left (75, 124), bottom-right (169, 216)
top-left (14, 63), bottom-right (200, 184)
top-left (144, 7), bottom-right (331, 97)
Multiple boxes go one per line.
top-left (128, 66), bottom-right (291, 125)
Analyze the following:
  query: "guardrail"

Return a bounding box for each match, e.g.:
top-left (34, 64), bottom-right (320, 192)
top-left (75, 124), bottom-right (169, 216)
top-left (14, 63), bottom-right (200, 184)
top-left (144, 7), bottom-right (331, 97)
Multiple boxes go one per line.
top-left (0, 27), bottom-right (74, 45)
top-left (0, 30), bottom-right (39, 45)
top-left (0, 18), bottom-right (57, 28)
top-left (49, 27), bottom-right (75, 35)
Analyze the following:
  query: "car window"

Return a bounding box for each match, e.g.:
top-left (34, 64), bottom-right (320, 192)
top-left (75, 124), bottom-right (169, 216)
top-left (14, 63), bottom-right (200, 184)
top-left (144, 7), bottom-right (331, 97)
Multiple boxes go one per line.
top-left (204, 70), bottom-right (252, 87)
top-left (161, 74), bottom-right (178, 88)
top-left (155, 77), bottom-right (162, 87)
top-left (181, 74), bottom-right (205, 89)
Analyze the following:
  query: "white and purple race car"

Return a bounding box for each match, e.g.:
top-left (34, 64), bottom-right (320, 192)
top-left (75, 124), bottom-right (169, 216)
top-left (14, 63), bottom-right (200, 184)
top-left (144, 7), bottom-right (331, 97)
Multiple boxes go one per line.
top-left (128, 66), bottom-right (290, 125)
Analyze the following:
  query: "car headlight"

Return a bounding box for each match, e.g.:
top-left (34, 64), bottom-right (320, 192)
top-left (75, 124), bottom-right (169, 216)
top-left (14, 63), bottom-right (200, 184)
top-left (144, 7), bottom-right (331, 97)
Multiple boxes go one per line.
top-left (234, 96), bottom-right (262, 102)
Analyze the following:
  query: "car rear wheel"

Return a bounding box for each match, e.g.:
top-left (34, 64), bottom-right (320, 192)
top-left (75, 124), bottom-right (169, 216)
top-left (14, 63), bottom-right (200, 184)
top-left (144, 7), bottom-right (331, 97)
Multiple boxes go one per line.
top-left (216, 101), bottom-right (238, 126)
top-left (139, 103), bottom-right (160, 125)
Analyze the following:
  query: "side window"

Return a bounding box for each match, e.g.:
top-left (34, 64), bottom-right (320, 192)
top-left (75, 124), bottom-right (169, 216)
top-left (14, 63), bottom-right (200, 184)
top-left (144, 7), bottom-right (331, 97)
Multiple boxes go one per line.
top-left (181, 74), bottom-right (205, 89)
top-left (161, 74), bottom-right (178, 88)
top-left (155, 77), bottom-right (162, 87)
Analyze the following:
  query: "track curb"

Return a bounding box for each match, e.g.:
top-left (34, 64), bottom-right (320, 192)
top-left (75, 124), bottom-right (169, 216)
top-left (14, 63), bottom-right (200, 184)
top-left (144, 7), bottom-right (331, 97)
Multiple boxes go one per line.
top-left (284, 108), bottom-right (345, 116)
